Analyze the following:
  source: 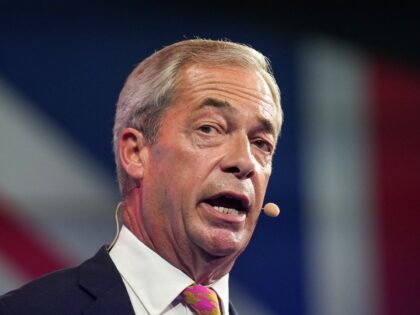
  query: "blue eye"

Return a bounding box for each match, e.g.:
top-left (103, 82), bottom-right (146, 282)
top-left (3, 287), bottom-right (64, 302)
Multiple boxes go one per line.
top-left (253, 139), bottom-right (272, 153)
top-left (198, 125), bottom-right (217, 134)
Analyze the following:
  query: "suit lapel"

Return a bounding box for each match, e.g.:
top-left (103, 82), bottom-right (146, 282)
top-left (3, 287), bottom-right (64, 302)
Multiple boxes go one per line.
top-left (78, 247), bottom-right (135, 315)
top-left (81, 281), bottom-right (135, 315)
top-left (229, 301), bottom-right (239, 315)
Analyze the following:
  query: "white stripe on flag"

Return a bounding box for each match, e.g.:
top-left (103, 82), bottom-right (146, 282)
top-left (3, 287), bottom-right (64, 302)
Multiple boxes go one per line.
top-left (0, 253), bottom-right (25, 293)
top-left (299, 38), bottom-right (379, 315)
top-left (0, 77), bottom-right (119, 214)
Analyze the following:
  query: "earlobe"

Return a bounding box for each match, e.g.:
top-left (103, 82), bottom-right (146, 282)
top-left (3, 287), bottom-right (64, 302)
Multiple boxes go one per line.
top-left (118, 128), bottom-right (149, 181)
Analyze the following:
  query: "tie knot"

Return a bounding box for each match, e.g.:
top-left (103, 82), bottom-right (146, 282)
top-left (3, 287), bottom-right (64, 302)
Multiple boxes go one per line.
top-left (182, 284), bottom-right (221, 315)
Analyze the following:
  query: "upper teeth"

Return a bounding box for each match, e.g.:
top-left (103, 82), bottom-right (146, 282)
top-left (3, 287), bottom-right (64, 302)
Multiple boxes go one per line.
top-left (213, 206), bottom-right (239, 215)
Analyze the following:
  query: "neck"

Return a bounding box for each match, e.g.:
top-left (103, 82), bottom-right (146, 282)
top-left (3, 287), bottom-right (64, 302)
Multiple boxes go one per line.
top-left (172, 245), bottom-right (237, 284)
top-left (121, 189), bottom-right (238, 284)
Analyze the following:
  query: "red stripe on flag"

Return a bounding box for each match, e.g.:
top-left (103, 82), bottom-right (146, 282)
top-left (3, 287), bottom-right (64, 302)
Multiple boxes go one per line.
top-left (372, 61), bottom-right (420, 315)
top-left (0, 198), bottom-right (70, 280)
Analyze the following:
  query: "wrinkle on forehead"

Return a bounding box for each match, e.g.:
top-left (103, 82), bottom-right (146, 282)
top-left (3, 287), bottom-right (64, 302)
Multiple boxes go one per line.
top-left (178, 64), bottom-right (281, 135)
top-left (184, 65), bottom-right (270, 99)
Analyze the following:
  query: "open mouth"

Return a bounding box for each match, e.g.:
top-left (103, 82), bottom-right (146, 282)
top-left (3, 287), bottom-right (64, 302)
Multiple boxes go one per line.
top-left (205, 193), bottom-right (249, 216)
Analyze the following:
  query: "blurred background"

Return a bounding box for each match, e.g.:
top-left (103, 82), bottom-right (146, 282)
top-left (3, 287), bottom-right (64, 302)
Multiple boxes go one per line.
top-left (0, 2), bottom-right (419, 315)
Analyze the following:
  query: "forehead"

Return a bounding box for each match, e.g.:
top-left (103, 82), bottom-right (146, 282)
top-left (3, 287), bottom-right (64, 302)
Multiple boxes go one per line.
top-left (174, 63), bottom-right (281, 134)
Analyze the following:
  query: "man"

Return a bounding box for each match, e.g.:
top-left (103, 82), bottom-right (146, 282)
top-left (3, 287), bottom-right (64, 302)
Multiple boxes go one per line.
top-left (0, 39), bottom-right (283, 315)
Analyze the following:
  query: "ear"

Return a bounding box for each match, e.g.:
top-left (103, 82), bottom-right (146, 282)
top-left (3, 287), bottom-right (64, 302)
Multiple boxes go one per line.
top-left (118, 127), bottom-right (149, 181)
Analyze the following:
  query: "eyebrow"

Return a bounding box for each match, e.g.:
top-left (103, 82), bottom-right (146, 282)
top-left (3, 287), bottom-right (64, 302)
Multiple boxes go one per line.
top-left (198, 97), bottom-right (235, 112)
top-left (196, 97), bottom-right (277, 137)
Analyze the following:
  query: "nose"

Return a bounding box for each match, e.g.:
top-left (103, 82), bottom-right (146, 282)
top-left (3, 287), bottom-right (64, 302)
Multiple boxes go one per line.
top-left (220, 133), bottom-right (256, 179)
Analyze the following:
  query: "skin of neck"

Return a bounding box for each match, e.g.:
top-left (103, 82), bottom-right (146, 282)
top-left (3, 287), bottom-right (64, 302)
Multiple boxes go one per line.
top-left (120, 187), bottom-right (241, 284)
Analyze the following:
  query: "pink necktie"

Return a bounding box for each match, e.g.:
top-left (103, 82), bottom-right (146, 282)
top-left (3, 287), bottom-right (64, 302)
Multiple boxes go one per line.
top-left (182, 284), bottom-right (222, 315)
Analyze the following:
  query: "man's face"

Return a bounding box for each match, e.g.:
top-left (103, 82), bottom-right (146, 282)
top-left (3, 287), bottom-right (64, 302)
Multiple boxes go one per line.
top-left (139, 64), bottom-right (281, 268)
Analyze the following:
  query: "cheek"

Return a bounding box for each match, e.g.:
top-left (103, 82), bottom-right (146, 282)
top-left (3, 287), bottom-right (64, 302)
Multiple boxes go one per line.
top-left (255, 168), bottom-right (271, 192)
top-left (179, 145), bottom-right (224, 184)
top-left (149, 144), bottom-right (206, 204)
top-left (250, 176), bottom-right (271, 215)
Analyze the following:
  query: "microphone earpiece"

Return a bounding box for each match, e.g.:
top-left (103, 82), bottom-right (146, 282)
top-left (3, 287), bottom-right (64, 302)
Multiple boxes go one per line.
top-left (107, 201), bottom-right (123, 251)
top-left (262, 202), bottom-right (280, 217)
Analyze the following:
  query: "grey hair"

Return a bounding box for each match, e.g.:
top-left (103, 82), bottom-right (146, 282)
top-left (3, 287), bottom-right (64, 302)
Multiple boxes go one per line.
top-left (113, 38), bottom-right (282, 195)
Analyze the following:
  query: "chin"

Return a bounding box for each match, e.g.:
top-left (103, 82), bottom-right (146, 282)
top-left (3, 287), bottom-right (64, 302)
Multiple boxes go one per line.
top-left (198, 234), bottom-right (247, 258)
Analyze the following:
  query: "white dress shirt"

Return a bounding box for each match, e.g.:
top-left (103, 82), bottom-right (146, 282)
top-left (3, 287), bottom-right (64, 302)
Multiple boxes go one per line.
top-left (109, 226), bottom-right (230, 315)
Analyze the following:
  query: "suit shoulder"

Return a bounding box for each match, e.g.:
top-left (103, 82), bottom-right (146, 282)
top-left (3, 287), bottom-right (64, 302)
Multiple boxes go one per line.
top-left (0, 266), bottom-right (90, 315)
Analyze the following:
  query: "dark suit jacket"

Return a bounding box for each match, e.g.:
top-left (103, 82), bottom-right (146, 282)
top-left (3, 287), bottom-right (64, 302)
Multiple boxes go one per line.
top-left (0, 247), bottom-right (238, 315)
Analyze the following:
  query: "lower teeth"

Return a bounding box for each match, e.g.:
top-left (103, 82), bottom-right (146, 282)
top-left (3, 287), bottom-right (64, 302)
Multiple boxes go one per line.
top-left (213, 206), bottom-right (239, 215)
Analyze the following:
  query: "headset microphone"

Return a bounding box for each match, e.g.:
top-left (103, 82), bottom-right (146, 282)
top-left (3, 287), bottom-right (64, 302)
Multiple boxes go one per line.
top-left (262, 202), bottom-right (280, 217)
top-left (107, 201), bottom-right (123, 251)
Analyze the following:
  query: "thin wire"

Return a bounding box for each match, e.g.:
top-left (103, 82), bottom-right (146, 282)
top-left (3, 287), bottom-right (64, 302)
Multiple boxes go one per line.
top-left (107, 201), bottom-right (123, 251)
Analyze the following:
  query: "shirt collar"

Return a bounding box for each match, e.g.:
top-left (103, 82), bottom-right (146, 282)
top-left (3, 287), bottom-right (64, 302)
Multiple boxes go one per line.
top-left (109, 225), bottom-right (230, 314)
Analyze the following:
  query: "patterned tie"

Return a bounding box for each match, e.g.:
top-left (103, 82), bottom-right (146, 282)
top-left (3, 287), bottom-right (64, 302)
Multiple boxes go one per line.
top-left (182, 284), bottom-right (222, 315)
